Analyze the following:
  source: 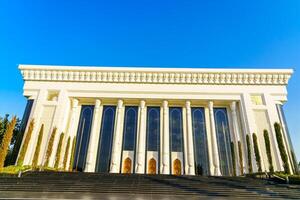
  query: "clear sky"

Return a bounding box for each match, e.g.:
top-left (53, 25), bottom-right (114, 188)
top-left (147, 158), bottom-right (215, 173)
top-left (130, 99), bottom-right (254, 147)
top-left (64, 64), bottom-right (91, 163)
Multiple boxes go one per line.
top-left (0, 1), bottom-right (299, 160)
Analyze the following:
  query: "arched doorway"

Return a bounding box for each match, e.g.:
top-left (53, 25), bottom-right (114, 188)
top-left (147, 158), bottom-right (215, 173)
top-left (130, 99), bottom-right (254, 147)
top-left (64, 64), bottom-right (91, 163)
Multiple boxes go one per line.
top-left (123, 157), bottom-right (132, 173)
top-left (173, 159), bottom-right (181, 175)
top-left (148, 158), bottom-right (156, 174)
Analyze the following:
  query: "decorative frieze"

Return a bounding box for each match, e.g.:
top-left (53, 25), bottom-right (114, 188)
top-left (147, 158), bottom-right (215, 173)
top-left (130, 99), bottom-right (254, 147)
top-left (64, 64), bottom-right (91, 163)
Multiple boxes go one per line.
top-left (19, 65), bottom-right (293, 85)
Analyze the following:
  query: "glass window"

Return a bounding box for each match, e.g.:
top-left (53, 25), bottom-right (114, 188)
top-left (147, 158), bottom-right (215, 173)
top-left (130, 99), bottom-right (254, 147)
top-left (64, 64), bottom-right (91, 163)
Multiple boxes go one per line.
top-left (122, 106), bottom-right (138, 151)
top-left (169, 107), bottom-right (183, 152)
top-left (146, 107), bottom-right (160, 152)
top-left (96, 106), bottom-right (116, 173)
top-left (251, 95), bottom-right (264, 105)
top-left (73, 105), bottom-right (94, 172)
top-left (192, 107), bottom-right (209, 175)
top-left (214, 108), bottom-right (233, 176)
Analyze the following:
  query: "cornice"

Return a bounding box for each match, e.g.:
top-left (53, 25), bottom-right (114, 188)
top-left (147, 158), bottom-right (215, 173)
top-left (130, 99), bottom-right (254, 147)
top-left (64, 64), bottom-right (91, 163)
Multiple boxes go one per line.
top-left (19, 65), bottom-right (293, 86)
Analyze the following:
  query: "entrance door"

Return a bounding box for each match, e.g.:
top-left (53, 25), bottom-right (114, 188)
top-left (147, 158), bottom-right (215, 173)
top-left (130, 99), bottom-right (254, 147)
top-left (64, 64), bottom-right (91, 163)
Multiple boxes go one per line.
top-left (173, 159), bottom-right (181, 175)
top-left (148, 158), bottom-right (156, 174)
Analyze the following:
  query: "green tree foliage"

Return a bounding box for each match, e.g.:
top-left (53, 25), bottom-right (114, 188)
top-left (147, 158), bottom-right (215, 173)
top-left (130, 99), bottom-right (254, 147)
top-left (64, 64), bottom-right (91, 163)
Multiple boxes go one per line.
top-left (230, 141), bottom-right (236, 176)
top-left (263, 130), bottom-right (274, 173)
top-left (274, 122), bottom-right (290, 174)
top-left (291, 151), bottom-right (299, 174)
top-left (69, 136), bottom-right (76, 171)
top-left (63, 136), bottom-right (70, 170)
top-left (252, 133), bottom-right (262, 172)
top-left (0, 117), bottom-right (17, 168)
top-left (32, 124), bottom-right (44, 168)
top-left (0, 114), bottom-right (9, 146)
top-left (17, 119), bottom-right (34, 166)
top-left (44, 127), bottom-right (57, 167)
top-left (54, 132), bottom-right (64, 169)
top-left (246, 135), bottom-right (252, 173)
top-left (238, 141), bottom-right (243, 175)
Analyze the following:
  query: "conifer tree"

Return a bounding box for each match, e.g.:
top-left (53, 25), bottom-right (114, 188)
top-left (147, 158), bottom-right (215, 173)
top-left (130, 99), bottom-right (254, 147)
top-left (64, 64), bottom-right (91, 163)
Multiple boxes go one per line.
top-left (32, 124), bottom-right (44, 168)
top-left (44, 127), bottom-right (57, 167)
top-left (17, 119), bottom-right (34, 166)
top-left (63, 136), bottom-right (70, 170)
top-left (54, 132), bottom-right (64, 169)
top-left (0, 117), bottom-right (17, 168)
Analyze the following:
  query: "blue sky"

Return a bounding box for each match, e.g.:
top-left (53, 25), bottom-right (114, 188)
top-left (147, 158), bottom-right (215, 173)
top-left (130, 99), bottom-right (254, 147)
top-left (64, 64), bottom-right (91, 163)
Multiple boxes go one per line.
top-left (0, 1), bottom-right (299, 160)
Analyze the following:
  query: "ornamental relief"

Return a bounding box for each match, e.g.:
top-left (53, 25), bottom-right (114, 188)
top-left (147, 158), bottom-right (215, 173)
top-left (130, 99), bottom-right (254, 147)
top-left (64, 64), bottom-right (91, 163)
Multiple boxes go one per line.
top-left (20, 68), bottom-right (291, 85)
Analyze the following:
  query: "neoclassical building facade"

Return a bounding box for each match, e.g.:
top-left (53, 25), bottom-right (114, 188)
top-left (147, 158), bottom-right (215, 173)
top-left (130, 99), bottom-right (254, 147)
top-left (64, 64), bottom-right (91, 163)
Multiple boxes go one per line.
top-left (16, 65), bottom-right (297, 176)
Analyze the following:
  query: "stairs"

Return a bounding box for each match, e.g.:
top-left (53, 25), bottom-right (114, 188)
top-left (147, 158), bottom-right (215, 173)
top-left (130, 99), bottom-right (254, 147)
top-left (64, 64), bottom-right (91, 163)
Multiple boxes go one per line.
top-left (0, 172), bottom-right (299, 199)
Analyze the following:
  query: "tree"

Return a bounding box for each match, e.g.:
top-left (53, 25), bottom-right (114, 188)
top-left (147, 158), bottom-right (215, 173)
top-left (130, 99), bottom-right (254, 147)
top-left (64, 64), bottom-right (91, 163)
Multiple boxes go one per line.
top-left (238, 141), bottom-right (243, 175)
top-left (274, 122), bottom-right (290, 174)
top-left (0, 117), bottom-right (17, 168)
top-left (32, 124), bottom-right (44, 168)
top-left (54, 132), bottom-right (64, 169)
top-left (230, 141), bottom-right (236, 176)
top-left (17, 119), bottom-right (34, 166)
top-left (5, 117), bottom-right (21, 166)
top-left (0, 114), bottom-right (9, 146)
top-left (63, 136), bottom-right (70, 170)
top-left (252, 133), bottom-right (262, 172)
top-left (44, 127), bottom-right (57, 167)
top-left (263, 130), bottom-right (274, 173)
top-left (69, 136), bottom-right (76, 171)
top-left (246, 135), bottom-right (253, 173)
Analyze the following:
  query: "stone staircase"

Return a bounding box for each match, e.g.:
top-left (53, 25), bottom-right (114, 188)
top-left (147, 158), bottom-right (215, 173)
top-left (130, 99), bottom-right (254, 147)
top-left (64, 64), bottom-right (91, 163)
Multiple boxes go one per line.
top-left (0, 172), bottom-right (299, 199)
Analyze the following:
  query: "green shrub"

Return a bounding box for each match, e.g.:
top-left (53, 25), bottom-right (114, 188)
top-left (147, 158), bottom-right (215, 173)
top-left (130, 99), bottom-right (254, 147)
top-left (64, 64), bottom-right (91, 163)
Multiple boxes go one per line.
top-left (0, 117), bottom-right (17, 168)
top-left (274, 122), bottom-right (290, 174)
top-left (291, 151), bottom-right (299, 174)
top-left (246, 135), bottom-right (252, 173)
top-left (69, 136), bottom-right (76, 171)
top-left (263, 130), bottom-right (274, 173)
top-left (54, 132), bottom-right (64, 169)
top-left (238, 141), bottom-right (243, 175)
top-left (230, 141), bottom-right (236, 176)
top-left (63, 136), bottom-right (70, 170)
top-left (252, 133), bottom-right (262, 172)
top-left (0, 165), bottom-right (31, 174)
top-left (17, 119), bottom-right (34, 166)
top-left (32, 124), bottom-right (44, 168)
top-left (44, 127), bottom-right (57, 167)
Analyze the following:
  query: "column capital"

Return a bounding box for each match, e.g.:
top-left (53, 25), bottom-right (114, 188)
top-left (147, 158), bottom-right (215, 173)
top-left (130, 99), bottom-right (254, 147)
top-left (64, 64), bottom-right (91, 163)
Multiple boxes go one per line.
top-left (162, 100), bottom-right (168, 108)
top-left (117, 99), bottom-right (123, 108)
top-left (208, 101), bottom-right (214, 110)
top-left (140, 100), bottom-right (146, 109)
top-left (95, 99), bottom-right (101, 108)
top-left (230, 101), bottom-right (237, 112)
top-left (185, 100), bottom-right (191, 108)
top-left (72, 99), bottom-right (79, 108)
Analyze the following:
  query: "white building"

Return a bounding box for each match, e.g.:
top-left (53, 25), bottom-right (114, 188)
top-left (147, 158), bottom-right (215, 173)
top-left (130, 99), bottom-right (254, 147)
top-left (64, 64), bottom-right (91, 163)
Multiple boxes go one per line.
top-left (16, 64), bottom-right (297, 176)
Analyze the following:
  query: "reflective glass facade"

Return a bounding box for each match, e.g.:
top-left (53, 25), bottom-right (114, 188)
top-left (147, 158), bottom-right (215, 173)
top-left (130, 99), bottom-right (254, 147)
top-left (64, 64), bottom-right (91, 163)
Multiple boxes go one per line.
top-left (146, 107), bottom-right (160, 152)
top-left (169, 107), bottom-right (184, 152)
top-left (214, 108), bottom-right (233, 176)
top-left (122, 106), bottom-right (138, 151)
top-left (192, 107), bottom-right (209, 175)
top-left (96, 106), bottom-right (116, 173)
top-left (73, 105), bottom-right (94, 172)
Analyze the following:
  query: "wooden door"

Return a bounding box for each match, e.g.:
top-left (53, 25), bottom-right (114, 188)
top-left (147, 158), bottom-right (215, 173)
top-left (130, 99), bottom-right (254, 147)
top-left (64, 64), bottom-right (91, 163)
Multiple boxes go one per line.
top-left (173, 159), bottom-right (181, 175)
top-left (148, 158), bottom-right (156, 174)
top-left (123, 157), bottom-right (132, 173)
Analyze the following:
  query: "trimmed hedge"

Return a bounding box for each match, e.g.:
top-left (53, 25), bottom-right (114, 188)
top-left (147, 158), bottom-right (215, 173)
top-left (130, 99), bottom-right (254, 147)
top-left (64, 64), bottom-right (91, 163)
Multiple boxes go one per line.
top-left (263, 129), bottom-right (274, 172)
top-left (238, 141), bottom-right (243, 175)
top-left (252, 133), bottom-right (262, 172)
top-left (32, 124), bottom-right (44, 168)
top-left (17, 119), bottom-right (34, 166)
top-left (44, 127), bottom-right (57, 167)
top-left (69, 136), bottom-right (76, 171)
top-left (246, 135), bottom-right (253, 173)
top-left (63, 136), bottom-right (70, 170)
top-left (0, 117), bottom-right (17, 168)
top-left (54, 132), bottom-right (64, 169)
top-left (231, 141), bottom-right (236, 176)
top-left (274, 122), bottom-right (290, 174)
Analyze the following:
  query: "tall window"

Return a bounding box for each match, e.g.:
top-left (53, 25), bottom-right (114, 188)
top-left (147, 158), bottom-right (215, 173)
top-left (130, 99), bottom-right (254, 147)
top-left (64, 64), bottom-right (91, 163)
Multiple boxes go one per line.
top-left (122, 106), bottom-right (138, 151)
top-left (214, 108), bottom-right (233, 176)
top-left (96, 106), bottom-right (116, 173)
top-left (73, 105), bottom-right (94, 172)
top-left (146, 107), bottom-right (160, 151)
top-left (192, 108), bottom-right (209, 175)
top-left (169, 107), bottom-right (183, 152)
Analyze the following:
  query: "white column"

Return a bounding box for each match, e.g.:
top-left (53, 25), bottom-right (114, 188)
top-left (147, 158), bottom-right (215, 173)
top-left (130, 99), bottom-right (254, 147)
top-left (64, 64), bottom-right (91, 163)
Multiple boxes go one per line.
top-left (64, 98), bottom-right (80, 170)
top-left (110, 99), bottom-right (124, 173)
top-left (185, 101), bottom-right (195, 175)
top-left (230, 101), bottom-right (241, 176)
top-left (208, 101), bottom-right (221, 176)
top-left (162, 100), bottom-right (170, 174)
top-left (22, 89), bottom-right (47, 165)
top-left (136, 100), bottom-right (147, 174)
top-left (85, 99), bottom-right (102, 172)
